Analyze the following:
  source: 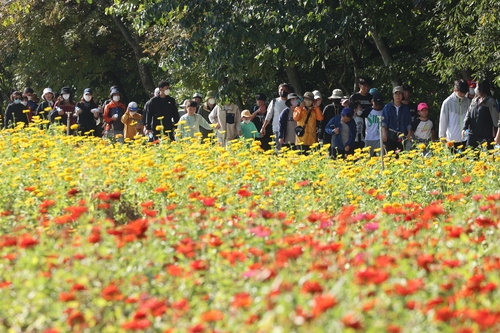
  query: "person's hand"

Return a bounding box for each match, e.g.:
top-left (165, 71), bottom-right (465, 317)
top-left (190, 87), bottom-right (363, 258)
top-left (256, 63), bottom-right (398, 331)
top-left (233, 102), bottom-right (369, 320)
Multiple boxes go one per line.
top-left (382, 133), bottom-right (387, 142)
top-left (345, 145), bottom-right (350, 152)
top-left (215, 122), bottom-right (221, 130)
top-left (238, 130), bottom-right (242, 137)
top-left (259, 105), bottom-right (266, 113)
top-left (333, 128), bottom-right (339, 135)
top-left (57, 107), bottom-right (64, 116)
top-left (461, 130), bottom-right (466, 138)
top-left (260, 128), bottom-right (266, 136)
top-left (279, 138), bottom-right (284, 144)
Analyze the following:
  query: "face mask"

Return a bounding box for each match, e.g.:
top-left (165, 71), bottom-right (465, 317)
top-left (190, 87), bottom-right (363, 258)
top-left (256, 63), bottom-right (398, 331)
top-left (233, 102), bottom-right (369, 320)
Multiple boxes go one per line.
top-left (357, 110), bottom-right (363, 116)
top-left (130, 111), bottom-right (137, 115)
top-left (113, 95), bottom-right (120, 102)
top-left (84, 95), bottom-right (92, 102)
top-left (21, 101), bottom-right (27, 106)
top-left (475, 87), bottom-right (479, 96)
top-left (14, 99), bottom-right (21, 104)
top-left (243, 120), bottom-right (250, 124)
top-left (469, 88), bottom-right (475, 95)
top-left (62, 94), bottom-right (70, 100)
top-left (491, 90), bottom-right (495, 96)
top-left (303, 99), bottom-right (313, 107)
top-left (27, 96), bottom-right (32, 101)
top-left (291, 99), bottom-right (298, 107)
top-left (208, 98), bottom-right (216, 105)
top-left (164, 89), bottom-right (170, 96)
top-left (280, 91), bottom-right (288, 98)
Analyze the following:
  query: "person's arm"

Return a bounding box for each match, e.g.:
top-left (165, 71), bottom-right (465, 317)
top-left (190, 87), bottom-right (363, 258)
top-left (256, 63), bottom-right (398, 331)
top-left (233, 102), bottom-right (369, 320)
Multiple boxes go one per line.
top-left (145, 99), bottom-right (154, 131)
top-left (208, 107), bottom-right (218, 126)
top-left (171, 99), bottom-right (180, 125)
top-left (381, 104), bottom-right (389, 142)
top-left (252, 123), bottom-right (260, 138)
top-left (345, 121), bottom-right (356, 150)
top-left (278, 109), bottom-right (287, 139)
top-left (313, 106), bottom-right (324, 121)
top-left (121, 110), bottom-right (130, 124)
top-left (438, 100), bottom-right (448, 140)
top-left (4, 105), bottom-right (12, 128)
top-left (324, 117), bottom-right (336, 135)
top-left (103, 104), bottom-right (114, 124)
top-left (293, 107), bottom-right (304, 122)
top-left (198, 114), bottom-right (213, 130)
top-left (489, 99), bottom-right (499, 132)
top-left (261, 100), bottom-right (274, 136)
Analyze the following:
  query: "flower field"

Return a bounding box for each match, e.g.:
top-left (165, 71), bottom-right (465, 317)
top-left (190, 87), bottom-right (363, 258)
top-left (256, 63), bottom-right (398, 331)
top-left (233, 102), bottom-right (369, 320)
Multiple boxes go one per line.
top-left (1, 126), bottom-right (500, 332)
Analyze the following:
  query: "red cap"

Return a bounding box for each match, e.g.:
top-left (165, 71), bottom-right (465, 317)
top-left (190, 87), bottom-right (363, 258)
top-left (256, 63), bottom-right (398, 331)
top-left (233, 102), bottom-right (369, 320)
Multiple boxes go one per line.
top-left (468, 80), bottom-right (477, 88)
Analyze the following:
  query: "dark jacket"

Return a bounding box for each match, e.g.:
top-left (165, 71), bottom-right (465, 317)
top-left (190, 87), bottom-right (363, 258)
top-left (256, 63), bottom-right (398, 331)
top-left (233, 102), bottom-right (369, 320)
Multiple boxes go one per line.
top-left (278, 107), bottom-right (292, 139)
top-left (4, 103), bottom-right (29, 128)
top-left (146, 96), bottom-right (179, 140)
top-left (76, 100), bottom-right (99, 134)
top-left (463, 95), bottom-right (499, 138)
top-left (381, 102), bottom-right (412, 135)
top-left (325, 115), bottom-right (356, 150)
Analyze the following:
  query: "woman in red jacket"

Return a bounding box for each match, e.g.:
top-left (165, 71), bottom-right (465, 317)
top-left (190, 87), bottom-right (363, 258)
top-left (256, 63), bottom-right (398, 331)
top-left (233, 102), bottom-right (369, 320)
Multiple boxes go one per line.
top-left (103, 88), bottom-right (127, 142)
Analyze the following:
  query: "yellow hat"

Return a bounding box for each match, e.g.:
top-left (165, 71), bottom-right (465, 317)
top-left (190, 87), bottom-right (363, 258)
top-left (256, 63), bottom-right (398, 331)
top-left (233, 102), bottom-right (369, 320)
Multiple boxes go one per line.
top-left (241, 110), bottom-right (252, 118)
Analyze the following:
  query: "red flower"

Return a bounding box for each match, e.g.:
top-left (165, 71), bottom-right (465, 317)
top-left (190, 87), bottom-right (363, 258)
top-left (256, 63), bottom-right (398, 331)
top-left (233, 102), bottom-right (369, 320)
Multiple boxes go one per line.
top-left (67, 188), bottom-right (79, 196)
top-left (136, 176), bottom-right (148, 183)
top-left (0, 281), bottom-right (11, 288)
top-left (66, 310), bottom-right (85, 327)
top-left (101, 283), bottom-right (123, 301)
top-left (59, 291), bottom-right (76, 302)
top-left (312, 294), bottom-right (337, 317)
top-left (201, 309), bottom-right (223, 322)
top-left (341, 313), bottom-right (363, 330)
top-left (19, 234), bottom-right (38, 249)
top-left (109, 191), bottom-right (121, 200)
top-left (276, 246), bottom-right (303, 262)
top-left (201, 197), bottom-right (216, 207)
top-left (237, 188), bottom-right (252, 197)
top-left (190, 260), bottom-right (209, 271)
top-left (71, 283), bottom-right (86, 291)
top-left (416, 254), bottom-right (434, 272)
top-left (355, 267), bottom-right (389, 285)
top-left (434, 306), bottom-right (456, 322)
top-left (301, 280), bottom-right (323, 294)
top-left (231, 292), bottom-right (252, 308)
top-left (122, 318), bottom-right (150, 330)
top-left (87, 227), bottom-right (101, 244)
top-left (166, 264), bottom-right (183, 277)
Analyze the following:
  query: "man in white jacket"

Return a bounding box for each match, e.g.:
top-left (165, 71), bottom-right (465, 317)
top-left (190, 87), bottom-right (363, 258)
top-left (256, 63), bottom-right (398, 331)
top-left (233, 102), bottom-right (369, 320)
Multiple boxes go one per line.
top-left (439, 79), bottom-right (471, 149)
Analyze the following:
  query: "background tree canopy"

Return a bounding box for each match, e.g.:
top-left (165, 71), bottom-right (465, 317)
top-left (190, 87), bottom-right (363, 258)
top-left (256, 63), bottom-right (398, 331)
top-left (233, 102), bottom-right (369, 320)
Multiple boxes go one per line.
top-left (0, 0), bottom-right (499, 114)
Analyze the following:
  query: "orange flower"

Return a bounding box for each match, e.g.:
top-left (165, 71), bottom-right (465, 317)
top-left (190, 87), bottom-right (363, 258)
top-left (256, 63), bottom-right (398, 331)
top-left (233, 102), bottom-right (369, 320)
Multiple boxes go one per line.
top-left (201, 309), bottom-right (223, 322)
top-left (102, 283), bottom-right (123, 301)
top-left (19, 234), bottom-right (38, 249)
top-left (312, 294), bottom-right (337, 317)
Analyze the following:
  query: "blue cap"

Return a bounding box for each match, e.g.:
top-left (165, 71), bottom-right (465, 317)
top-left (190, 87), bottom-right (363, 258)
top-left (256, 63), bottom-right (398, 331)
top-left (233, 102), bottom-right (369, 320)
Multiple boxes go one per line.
top-left (341, 108), bottom-right (354, 117)
top-left (84, 88), bottom-right (92, 95)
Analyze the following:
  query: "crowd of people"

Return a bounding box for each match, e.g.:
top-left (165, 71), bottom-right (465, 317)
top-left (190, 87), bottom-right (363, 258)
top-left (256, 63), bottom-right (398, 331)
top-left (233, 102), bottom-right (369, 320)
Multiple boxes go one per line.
top-left (3, 77), bottom-right (500, 156)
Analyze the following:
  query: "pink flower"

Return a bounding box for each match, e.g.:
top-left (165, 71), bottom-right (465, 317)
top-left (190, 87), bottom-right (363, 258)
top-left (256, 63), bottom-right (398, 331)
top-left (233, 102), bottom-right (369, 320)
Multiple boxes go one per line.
top-left (364, 222), bottom-right (379, 232)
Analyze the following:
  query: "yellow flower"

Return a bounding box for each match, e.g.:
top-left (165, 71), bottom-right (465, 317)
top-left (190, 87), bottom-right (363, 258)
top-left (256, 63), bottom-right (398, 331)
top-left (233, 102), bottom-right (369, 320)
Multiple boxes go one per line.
top-left (70, 124), bottom-right (79, 130)
top-left (23, 109), bottom-right (31, 114)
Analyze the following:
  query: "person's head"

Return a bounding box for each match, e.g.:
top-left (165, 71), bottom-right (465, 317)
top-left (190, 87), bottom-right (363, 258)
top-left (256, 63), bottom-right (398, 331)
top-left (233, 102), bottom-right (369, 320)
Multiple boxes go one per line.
top-left (255, 93), bottom-right (267, 107)
top-left (478, 79), bottom-right (491, 97)
top-left (349, 101), bottom-right (362, 116)
top-left (187, 100), bottom-right (198, 115)
top-left (454, 79), bottom-right (469, 99)
top-left (158, 80), bottom-right (170, 97)
top-left (205, 91), bottom-right (216, 105)
top-left (392, 86), bottom-right (404, 104)
top-left (468, 80), bottom-right (477, 96)
top-left (285, 93), bottom-right (298, 108)
top-left (340, 108), bottom-right (354, 122)
top-left (60, 86), bottom-right (72, 103)
top-left (372, 93), bottom-right (384, 110)
top-left (42, 88), bottom-right (54, 101)
top-left (313, 90), bottom-right (322, 105)
top-left (302, 91), bottom-right (314, 107)
top-left (402, 84), bottom-right (413, 101)
top-left (82, 88), bottom-right (93, 103)
top-left (110, 88), bottom-right (121, 103)
top-left (278, 83), bottom-right (291, 99)
top-left (128, 101), bottom-right (138, 115)
top-left (23, 87), bottom-right (34, 101)
top-left (417, 102), bottom-right (429, 119)
top-left (192, 93), bottom-right (203, 104)
top-left (341, 97), bottom-right (349, 107)
top-left (328, 89), bottom-right (343, 104)
top-left (358, 76), bottom-right (372, 95)
top-left (241, 110), bottom-right (252, 124)
top-left (11, 91), bottom-right (22, 104)
top-left (21, 95), bottom-right (28, 106)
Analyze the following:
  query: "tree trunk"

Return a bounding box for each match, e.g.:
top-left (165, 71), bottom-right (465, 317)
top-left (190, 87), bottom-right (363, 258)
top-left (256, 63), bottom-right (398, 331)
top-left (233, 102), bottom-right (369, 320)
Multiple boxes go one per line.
top-left (370, 26), bottom-right (399, 87)
top-left (285, 65), bottom-right (304, 96)
top-left (348, 44), bottom-right (360, 93)
top-left (111, 15), bottom-right (156, 95)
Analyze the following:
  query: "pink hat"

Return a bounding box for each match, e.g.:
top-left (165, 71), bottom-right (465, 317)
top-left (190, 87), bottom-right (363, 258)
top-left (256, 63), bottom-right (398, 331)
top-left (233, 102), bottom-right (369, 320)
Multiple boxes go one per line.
top-left (417, 102), bottom-right (429, 111)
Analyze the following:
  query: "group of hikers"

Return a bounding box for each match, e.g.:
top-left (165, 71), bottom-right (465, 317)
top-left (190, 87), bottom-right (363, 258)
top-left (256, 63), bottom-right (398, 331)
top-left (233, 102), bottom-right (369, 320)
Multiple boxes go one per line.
top-left (3, 77), bottom-right (500, 156)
